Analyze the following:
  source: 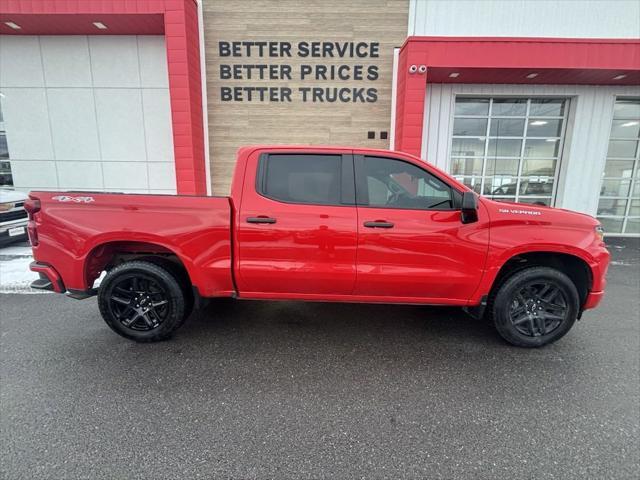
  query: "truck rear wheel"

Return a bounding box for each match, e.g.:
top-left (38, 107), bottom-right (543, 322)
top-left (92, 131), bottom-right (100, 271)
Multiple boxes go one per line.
top-left (490, 266), bottom-right (579, 348)
top-left (98, 261), bottom-right (187, 342)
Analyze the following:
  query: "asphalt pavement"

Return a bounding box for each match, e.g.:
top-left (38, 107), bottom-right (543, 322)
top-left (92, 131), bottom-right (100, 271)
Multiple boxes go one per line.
top-left (1, 239), bottom-right (639, 479)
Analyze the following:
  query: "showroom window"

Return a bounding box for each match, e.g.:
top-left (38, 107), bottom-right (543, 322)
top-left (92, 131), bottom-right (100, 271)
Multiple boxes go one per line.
top-left (449, 97), bottom-right (569, 206)
top-left (0, 102), bottom-right (12, 187)
top-left (597, 98), bottom-right (640, 235)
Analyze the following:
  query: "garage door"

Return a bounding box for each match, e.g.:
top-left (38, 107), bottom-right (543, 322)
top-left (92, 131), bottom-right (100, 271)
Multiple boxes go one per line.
top-left (0, 35), bottom-right (176, 194)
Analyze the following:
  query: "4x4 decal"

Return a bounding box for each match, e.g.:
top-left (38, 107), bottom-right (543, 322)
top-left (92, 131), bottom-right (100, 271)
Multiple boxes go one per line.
top-left (51, 195), bottom-right (95, 204)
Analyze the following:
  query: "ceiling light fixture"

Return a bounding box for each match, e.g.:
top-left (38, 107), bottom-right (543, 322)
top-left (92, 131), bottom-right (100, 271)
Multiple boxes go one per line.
top-left (530, 120), bottom-right (548, 126)
top-left (612, 74), bottom-right (627, 80)
top-left (621, 121), bottom-right (639, 127)
top-left (526, 73), bottom-right (539, 79)
top-left (4, 22), bottom-right (21, 30)
top-left (92, 22), bottom-right (108, 30)
top-left (449, 72), bottom-right (460, 78)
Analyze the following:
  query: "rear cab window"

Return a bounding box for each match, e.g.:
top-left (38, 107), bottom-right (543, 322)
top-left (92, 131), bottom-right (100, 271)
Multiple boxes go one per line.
top-left (256, 153), bottom-right (355, 206)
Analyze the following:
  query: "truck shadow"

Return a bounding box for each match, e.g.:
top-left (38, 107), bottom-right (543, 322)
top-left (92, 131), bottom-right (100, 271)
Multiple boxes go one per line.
top-left (178, 298), bottom-right (502, 348)
top-left (47, 295), bottom-right (589, 400)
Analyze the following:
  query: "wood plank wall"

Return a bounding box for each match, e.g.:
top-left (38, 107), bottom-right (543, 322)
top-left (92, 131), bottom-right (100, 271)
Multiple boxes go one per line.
top-left (202, 0), bottom-right (409, 194)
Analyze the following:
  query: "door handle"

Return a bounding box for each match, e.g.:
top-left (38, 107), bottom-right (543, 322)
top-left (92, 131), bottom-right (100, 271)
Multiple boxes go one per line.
top-left (247, 216), bottom-right (277, 224)
top-left (363, 221), bottom-right (394, 228)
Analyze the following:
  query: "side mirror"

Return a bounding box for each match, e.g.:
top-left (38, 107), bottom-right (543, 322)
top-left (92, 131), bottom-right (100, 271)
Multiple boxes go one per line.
top-left (461, 191), bottom-right (478, 224)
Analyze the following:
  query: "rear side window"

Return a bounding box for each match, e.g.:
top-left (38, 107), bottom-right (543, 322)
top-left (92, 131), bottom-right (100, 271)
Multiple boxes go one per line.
top-left (259, 154), bottom-right (343, 205)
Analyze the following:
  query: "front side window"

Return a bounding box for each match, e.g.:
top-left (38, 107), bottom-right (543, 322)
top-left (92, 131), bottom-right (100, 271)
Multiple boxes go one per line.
top-left (260, 154), bottom-right (343, 205)
top-left (358, 156), bottom-right (454, 210)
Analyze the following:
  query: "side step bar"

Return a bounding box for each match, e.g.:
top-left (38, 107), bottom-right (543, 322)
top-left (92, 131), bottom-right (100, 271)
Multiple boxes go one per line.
top-left (66, 289), bottom-right (97, 300)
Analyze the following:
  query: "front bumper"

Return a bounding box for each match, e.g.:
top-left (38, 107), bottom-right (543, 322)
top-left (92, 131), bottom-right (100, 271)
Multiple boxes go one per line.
top-left (583, 290), bottom-right (605, 310)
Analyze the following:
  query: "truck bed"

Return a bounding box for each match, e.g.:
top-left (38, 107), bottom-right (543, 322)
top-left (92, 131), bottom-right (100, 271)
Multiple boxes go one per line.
top-left (29, 192), bottom-right (235, 297)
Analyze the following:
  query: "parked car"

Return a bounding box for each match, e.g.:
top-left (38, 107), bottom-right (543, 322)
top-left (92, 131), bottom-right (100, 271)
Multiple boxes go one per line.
top-left (0, 188), bottom-right (28, 246)
top-left (25, 146), bottom-right (609, 347)
top-left (491, 178), bottom-right (554, 196)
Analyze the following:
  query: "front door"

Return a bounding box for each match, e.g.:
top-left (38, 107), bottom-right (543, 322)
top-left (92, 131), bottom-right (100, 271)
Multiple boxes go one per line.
top-left (353, 154), bottom-right (489, 303)
top-left (236, 150), bottom-right (358, 297)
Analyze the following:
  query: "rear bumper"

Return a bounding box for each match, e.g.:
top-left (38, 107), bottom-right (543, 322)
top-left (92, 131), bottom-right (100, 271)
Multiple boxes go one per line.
top-left (29, 261), bottom-right (65, 293)
top-left (583, 290), bottom-right (605, 310)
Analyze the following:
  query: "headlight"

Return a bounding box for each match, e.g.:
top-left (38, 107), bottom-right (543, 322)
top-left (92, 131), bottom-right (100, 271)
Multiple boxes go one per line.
top-left (0, 202), bottom-right (14, 212)
top-left (595, 225), bottom-right (604, 241)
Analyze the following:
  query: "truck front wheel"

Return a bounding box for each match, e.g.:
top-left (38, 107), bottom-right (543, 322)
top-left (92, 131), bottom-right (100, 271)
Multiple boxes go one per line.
top-left (98, 261), bottom-right (187, 342)
top-left (490, 266), bottom-right (580, 348)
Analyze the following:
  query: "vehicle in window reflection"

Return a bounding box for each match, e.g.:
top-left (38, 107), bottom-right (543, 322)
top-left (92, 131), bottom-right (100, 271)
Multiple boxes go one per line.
top-left (489, 168), bottom-right (555, 205)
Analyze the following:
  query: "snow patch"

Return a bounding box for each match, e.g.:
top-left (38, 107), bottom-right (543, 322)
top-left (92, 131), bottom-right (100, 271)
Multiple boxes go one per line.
top-left (0, 245), bottom-right (33, 257)
top-left (0, 256), bottom-right (42, 293)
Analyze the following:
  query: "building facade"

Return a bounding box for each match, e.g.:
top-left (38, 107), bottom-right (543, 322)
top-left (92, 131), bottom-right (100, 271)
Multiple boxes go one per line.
top-left (0, 0), bottom-right (639, 235)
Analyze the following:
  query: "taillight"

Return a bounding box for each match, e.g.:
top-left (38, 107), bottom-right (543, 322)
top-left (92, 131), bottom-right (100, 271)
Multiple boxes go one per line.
top-left (24, 197), bottom-right (41, 216)
top-left (25, 196), bottom-right (41, 246)
top-left (27, 221), bottom-right (39, 246)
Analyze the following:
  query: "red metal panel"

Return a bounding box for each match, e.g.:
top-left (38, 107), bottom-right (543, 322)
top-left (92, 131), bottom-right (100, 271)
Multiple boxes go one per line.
top-left (0, 0), bottom-right (207, 195)
top-left (426, 67), bottom-right (640, 85)
top-left (394, 36), bottom-right (640, 158)
top-left (393, 41), bottom-right (427, 157)
top-left (0, 13), bottom-right (165, 34)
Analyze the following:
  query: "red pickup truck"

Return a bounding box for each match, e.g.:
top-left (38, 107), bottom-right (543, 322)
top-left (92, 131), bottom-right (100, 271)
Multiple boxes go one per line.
top-left (25, 146), bottom-right (609, 347)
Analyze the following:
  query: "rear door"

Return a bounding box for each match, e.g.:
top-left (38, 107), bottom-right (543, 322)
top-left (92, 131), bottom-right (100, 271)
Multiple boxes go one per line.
top-left (236, 150), bottom-right (358, 297)
top-left (353, 154), bottom-right (489, 303)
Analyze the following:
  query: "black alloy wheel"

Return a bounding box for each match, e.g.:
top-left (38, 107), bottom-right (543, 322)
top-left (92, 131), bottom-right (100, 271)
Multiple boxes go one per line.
top-left (490, 266), bottom-right (579, 348)
top-left (98, 261), bottom-right (187, 342)
top-left (108, 274), bottom-right (170, 331)
top-left (508, 282), bottom-right (568, 337)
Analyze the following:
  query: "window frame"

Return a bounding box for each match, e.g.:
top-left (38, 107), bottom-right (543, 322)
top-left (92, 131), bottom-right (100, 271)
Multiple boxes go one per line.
top-left (0, 101), bottom-right (13, 188)
top-left (354, 154), bottom-right (461, 211)
top-left (255, 152), bottom-right (356, 207)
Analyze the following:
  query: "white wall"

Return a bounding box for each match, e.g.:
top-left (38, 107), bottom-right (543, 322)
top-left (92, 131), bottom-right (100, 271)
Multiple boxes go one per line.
top-left (408, 0), bottom-right (640, 38)
top-left (0, 35), bottom-right (176, 194)
top-left (421, 83), bottom-right (640, 216)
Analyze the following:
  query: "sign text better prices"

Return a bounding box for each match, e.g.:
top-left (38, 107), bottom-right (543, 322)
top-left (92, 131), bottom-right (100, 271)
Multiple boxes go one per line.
top-left (218, 41), bottom-right (381, 103)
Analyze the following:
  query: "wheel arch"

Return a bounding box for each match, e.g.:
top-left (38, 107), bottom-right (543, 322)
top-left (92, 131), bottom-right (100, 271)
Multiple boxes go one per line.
top-left (83, 239), bottom-right (194, 291)
top-left (489, 251), bottom-right (593, 308)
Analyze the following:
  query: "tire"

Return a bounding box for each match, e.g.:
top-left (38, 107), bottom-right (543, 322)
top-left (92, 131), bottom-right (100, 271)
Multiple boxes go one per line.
top-left (98, 261), bottom-right (187, 342)
top-left (144, 256), bottom-right (195, 319)
top-left (489, 266), bottom-right (580, 348)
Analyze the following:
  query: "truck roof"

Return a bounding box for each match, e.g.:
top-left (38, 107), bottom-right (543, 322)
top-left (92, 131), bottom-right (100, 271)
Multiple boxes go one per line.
top-left (236, 145), bottom-right (417, 158)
